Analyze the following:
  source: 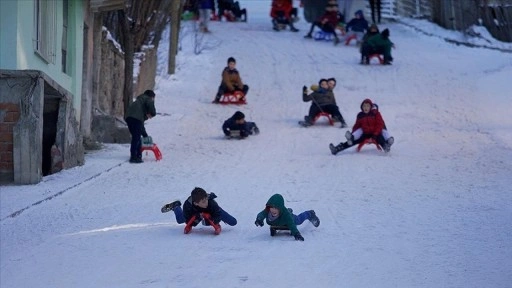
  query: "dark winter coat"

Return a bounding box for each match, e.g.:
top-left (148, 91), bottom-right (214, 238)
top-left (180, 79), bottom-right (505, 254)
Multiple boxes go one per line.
top-left (365, 32), bottom-right (393, 59)
top-left (221, 67), bottom-right (244, 92)
top-left (345, 13), bottom-right (369, 32)
top-left (125, 93), bottom-right (156, 123)
top-left (303, 87), bottom-right (337, 107)
top-left (183, 193), bottom-right (222, 224)
top-left (222, 116), bottom-right (254, 137)
top-left (256, 194), bottom-right (300, 236)
top-left (352, 99), bottom-right (385, 136)
top-left (302, 0), bottom-right (329, 23)
top-left (271, 0), bottom-right (293, 19)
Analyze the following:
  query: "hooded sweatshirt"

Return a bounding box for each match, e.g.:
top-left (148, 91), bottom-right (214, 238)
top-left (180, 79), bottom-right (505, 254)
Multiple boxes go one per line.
top-left (352, 98), bottom-right (385, 136)
top-left (256, 194), bottom-right (300, 236)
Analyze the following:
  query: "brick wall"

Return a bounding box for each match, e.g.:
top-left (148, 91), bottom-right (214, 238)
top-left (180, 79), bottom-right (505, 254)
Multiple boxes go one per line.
top-left (0, 103), bottom-right (20, 178)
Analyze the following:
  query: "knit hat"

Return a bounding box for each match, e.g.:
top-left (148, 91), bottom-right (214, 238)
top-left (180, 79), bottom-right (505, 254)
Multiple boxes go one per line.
top-left (227, 57), bottom-right (236, 64)
top-left (144, 90), bottom-right (155, 97)
top-left (355, 10), bottom-right (363, 17)
top-left (382, 28), bottom-right (390, 38)
top-left (233, 111), bottom-right (245, 120)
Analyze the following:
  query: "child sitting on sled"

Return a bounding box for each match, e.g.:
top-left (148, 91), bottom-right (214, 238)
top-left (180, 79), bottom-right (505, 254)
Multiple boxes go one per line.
top-left (329, 98), bottom-right (394, 155)
top-left (213, 57), bottom-right (249, 103)
top-left (302, 78), bottom-right (347, 127)
top-left (222, 111), bottom-right (259, 139)
top-left (161, 187), bottom-right (237, 234)
top-left (254, 193), bottom-right (320, 241)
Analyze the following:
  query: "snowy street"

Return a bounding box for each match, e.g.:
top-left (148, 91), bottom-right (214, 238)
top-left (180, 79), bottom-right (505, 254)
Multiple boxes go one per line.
top-left (1, 1), bottom-right (511, 287)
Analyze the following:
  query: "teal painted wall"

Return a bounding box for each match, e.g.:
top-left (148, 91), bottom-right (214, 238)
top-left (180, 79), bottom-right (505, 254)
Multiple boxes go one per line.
top-left (0, 0), bottom-right (84, 120)
top-left (0, 0), bottom-right (18, 68)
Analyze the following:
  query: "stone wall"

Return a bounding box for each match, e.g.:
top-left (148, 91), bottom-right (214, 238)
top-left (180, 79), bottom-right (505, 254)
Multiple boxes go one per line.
top-left (0, 70), bottom-right (84, 184)
top-left (98, 29), bottom-right (125, 118)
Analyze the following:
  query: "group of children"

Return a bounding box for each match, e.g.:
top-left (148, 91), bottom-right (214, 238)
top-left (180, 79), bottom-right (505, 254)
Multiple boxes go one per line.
top-left (161, 187), bottom-right (320, 241)
top-left (183, 0), bottom-right (247, 33)
top-left (270, 0), bottom-right (394, 64)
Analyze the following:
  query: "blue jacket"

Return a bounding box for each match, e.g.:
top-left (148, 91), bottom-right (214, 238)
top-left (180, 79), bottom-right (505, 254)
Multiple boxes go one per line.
top-left (345, 11), bottom-right (369, 33)
top-left (198, 0), bottom-right (214, 9)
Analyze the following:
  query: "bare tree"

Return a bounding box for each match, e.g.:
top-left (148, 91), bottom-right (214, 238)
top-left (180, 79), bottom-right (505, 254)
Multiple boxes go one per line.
top-left (103, 0), bottom-right (175, 115)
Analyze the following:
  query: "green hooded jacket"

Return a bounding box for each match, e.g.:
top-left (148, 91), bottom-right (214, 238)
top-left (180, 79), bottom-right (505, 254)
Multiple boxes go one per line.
top-left (256, 194), bottom-right (300, 236)
top-left (125, 93), bottom-right (156, 122)
top-left (366, 33), bottom-right (393, 59)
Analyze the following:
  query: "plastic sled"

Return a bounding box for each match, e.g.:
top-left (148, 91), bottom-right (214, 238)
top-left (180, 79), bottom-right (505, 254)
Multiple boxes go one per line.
top-left (356, 138), bottom-right (382, 152)
top-left (216, 91), bottom-right (246, 105)
top-left (313, 112), bottom-right (334, 126)
top-left (270, 226), bottom-right (291, 236)
top-left (368, 54), bottom-right (384, 65)
top-left (314, 31), bottom-right (335, 41)
top-left (141, 143), bottom-right (163, 161)
top-left (345, 34), bottom-right (357, 45)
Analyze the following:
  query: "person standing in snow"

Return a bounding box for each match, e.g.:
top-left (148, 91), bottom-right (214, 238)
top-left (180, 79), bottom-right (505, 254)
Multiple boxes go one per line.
top-left (369, 0), bottom-right (381, 24)
top-left (125, 90), bottom-right (156, 163)
top-left (329, 98), bottom-right (394, 155)
top-left (161, 187), bottom-right (237, 234)
top-left (254, 194), bottom-right (320, 241)
top-left (198, 0), bottom-right (214, 33)
top-left (213, 57), bottom-right (249, 103)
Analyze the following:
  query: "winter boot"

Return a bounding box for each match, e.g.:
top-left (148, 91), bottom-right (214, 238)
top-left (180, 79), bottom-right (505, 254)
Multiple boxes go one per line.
top-left (129, 157), bottom-right (143, 164)
top-left (329, 143), bottom-right (345, 155)
top-left (302, 115), bottom-right (314, 126)
top-left (272, 19), bottom-right (279, 31)
top-left (383, 137), bottom-right (394, 152)
top-left (304, 33), bottom-right (312, 39)
top-left (308, 210), bottom-right (320, 227)
top-left (161, 200), bottom-right (181, 213)
top-left (289, 24), bottom-right (299, 32)
top-left (345, 130), bottom-right (354, 146)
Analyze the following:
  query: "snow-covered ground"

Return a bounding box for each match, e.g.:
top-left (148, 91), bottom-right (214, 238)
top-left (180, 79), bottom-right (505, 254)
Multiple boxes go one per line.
top-left (1, 1), bottom-right (512, 287)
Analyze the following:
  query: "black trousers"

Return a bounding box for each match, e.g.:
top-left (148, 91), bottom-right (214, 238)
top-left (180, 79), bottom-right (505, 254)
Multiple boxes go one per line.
top-left (308, 104), bottom-right (345, 123)
top-left (369, 0), bottom-right (381, 23)
top-left (216, 83), bottom-right (249, 98)
top-left (126, 117), bottom-right (144, 159)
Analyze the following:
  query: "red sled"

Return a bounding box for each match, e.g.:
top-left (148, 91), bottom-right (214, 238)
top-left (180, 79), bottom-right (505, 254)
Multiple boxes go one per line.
top-left (214, 91), bottom-right (246, 105)
top-left (356, 138), bottom-right (382, 152)
top-left (184, 212), bottom-right (221, 235)
top-left (141, 144), bottom-right (163, 161)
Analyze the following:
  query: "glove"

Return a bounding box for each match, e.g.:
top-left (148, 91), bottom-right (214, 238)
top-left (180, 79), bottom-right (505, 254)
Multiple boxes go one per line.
top-left (302, 85), bottom-right (307, 94)
top-left (294, 233), bottom-right (304, 241)
top-left (254, 219), bottom-right (264, 227)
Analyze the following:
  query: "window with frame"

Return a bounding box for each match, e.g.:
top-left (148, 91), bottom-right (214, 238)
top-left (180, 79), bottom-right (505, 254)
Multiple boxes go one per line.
top-left (34, 0), bottom-right (57, 63)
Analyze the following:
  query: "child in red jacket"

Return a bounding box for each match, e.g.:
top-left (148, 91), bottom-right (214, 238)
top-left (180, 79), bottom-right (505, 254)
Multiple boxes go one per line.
top-left (271, 0), bottom-right (299, 31)
top-left (304, 0), bottom-right (341, 45)
top-left (329, 98), bottom-right (394, 155)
